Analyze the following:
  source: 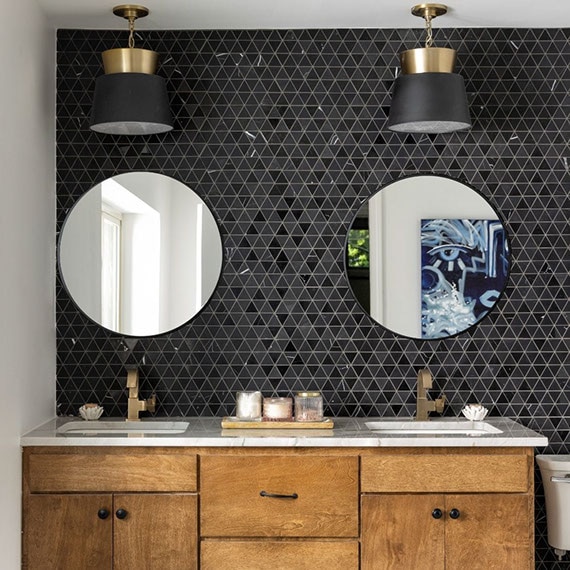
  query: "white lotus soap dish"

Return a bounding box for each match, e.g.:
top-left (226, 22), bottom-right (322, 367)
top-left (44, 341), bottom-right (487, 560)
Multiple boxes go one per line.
top-left (79, 403), bottom-right (104, 421)
top-left (461, 404), bottom-right (489, 421)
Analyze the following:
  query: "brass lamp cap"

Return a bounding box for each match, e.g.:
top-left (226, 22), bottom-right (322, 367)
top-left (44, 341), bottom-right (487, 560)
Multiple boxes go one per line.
top-left (102, 47), bottom-right (158, 74)
top-left (400, 47), bottom-right (456, 74)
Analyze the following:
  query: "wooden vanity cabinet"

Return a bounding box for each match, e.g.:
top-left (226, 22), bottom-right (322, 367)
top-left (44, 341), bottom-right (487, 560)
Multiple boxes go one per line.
top-left (22, 448), bottom-right (198, 570)
top-left (22, 446), bottom-right (535, 569)
top-left (361, 448), bottom-right (535, 570)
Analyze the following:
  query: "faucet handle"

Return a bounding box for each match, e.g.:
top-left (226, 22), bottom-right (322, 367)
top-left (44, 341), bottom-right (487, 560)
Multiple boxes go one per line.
top-left (434, 394), bottom-right (446, 414)
top-left (146, 394), bottom-right (157, 413)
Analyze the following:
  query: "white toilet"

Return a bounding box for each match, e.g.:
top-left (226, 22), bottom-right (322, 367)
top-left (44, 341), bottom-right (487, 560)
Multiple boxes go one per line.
top-left (537, 455), bottom-right (570, 560)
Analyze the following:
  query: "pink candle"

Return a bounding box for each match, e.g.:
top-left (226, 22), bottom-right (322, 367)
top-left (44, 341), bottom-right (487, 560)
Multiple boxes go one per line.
top-left (263, 397), bottom-right (292, 421)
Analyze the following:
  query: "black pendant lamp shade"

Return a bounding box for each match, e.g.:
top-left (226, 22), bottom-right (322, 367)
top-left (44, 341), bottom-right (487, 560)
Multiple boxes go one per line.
top-left (388, 72), bottom-right (470, 134)
top-left (90, 5), bottom-right (173, 136)
top-left (91, 73), bottom-right (172, 135)
top-left (387, 4), bottom-right (471, 134)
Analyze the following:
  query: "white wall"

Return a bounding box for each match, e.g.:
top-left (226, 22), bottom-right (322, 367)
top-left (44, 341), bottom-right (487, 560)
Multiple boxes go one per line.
top-left (0, 0), bottom-right (56, 566)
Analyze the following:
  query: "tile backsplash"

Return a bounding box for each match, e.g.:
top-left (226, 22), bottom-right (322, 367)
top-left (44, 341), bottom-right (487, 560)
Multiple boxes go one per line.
top-left (56, 27), bottom-right (568, 567)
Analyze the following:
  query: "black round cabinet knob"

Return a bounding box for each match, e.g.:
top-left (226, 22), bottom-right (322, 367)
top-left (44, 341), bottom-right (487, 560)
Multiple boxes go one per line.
top-left (432, 508), bottom-right (443, 519)
top-left (449, 508), bottom-right (461, 519)
top-left (97, 508), bottom-right (109, 520)
top-left (115, 508), bottom-right (128, 520)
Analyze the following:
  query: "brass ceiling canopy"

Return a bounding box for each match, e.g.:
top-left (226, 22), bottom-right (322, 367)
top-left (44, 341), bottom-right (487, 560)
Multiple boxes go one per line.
top-left (112, 4), bottom-right (149, 20)
top-left (411, 3), bottom-right (448, 20)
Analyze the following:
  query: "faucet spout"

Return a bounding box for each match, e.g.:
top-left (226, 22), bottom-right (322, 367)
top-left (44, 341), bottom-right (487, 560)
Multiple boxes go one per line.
top-left (126, 368), bottom-right (156, 421)
top-left (416, 368), bottom-right (446, 421)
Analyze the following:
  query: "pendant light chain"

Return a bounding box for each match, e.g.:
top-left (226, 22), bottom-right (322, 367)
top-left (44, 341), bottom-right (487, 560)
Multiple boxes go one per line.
top-left (424, 15), bottom-right (434, 48)
top-left (128, 16), bottom-right (136, 48)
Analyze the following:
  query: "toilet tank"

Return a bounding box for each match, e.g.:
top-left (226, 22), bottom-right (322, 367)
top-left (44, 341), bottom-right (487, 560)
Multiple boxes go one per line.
top-left (537, 455), bottom-right (570, 553)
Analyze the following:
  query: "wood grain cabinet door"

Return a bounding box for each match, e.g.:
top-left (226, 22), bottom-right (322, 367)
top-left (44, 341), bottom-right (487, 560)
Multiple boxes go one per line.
top-left (113, 493), bottom-right (198, 570)
top-left (25, 494), bottom-right (112, 570)
top-left (362, 493), bottom-right (532, 570)
top-left (444, 494), bottom-right (532, 570)
top-left (361, 494), bottom-right (445, 570)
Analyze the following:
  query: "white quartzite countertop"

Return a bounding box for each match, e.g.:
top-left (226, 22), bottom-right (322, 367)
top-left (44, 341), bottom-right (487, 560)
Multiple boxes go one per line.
top-left (21, 416), bottom-right (548, 448)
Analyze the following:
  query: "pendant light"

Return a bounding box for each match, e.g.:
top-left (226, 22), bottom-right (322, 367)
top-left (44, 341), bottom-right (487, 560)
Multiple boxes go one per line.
top-left (90, 5), bottom-right (173, 135)
top-left (387, 3), bottom-right (471, 134)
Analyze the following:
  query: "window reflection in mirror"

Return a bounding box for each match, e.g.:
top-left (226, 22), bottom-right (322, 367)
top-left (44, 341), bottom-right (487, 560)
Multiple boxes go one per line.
top-left (346, 175), bottom-right (510, 340)
top-left (59, 172), bottom-right (223, 337)
top-left (101, 207), bottom-right (122, 330)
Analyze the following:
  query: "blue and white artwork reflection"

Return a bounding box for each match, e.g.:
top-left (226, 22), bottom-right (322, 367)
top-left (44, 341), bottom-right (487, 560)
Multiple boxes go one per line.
top-left (420, 219), bottom-right (509, 339)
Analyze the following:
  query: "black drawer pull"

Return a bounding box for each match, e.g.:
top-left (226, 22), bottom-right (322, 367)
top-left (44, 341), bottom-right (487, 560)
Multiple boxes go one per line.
top-left (97, 508), bottom-right (109, 520)
top-left (449, 508), bottom-right (461, 519)
top-left (115, 508), bottom-right (128, 519)
top-left (260, 490), bottom-right (298, 499)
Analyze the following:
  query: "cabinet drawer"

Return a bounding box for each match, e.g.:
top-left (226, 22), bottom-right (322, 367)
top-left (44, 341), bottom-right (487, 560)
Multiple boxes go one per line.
top-left (201, 540), bottom-right (359, 569)
top-left (361, 453), bottom-right (529, 493)
top-left (27, 450), bottom-right (197, 492)
top-left (200, 455), bottom-right (359, 537)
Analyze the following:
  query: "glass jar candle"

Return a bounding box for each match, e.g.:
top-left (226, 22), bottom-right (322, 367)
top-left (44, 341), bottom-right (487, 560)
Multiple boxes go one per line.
top-left (294, 392), bottom-right (323, 422)
top-left (235, 391), bottom-right (262, 420)
top-left (263, 397), bottom-right (293, 421)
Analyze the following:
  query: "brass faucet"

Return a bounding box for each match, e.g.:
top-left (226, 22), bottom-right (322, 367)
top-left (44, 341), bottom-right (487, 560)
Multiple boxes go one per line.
top-left (126, 368), bottom-right (156, 421)
top-left (416, 368), bottom-right (446, 421)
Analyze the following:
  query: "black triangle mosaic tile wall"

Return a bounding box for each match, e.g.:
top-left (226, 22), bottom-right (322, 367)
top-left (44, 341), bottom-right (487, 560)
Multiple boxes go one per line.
top-left (56, 27), bottom-right (568, 566)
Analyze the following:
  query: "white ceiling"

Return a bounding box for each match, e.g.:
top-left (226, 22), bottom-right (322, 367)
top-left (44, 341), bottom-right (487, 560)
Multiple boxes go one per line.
top-left (39, 0), bottom-right (569, 30)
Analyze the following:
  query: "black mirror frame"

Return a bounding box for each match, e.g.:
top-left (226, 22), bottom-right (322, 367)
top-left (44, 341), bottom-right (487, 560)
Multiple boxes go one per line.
top-left (344, 173), bottom-right (512, 341)
top-left (57, 171), bottom-right (225, 338)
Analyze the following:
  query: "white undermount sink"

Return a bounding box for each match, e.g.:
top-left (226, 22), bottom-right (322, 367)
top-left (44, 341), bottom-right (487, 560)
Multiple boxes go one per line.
top-left (56, 420), bottom-right (189, 435)
top-left (365, 420), bottom-right (502, 436)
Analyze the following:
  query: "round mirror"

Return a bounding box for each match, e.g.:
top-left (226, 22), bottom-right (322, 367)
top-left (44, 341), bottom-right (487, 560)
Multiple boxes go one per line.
top-left (59, 172), bottom-right (223, 337)
top-left (346, 175), bottom-right (510, 340)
